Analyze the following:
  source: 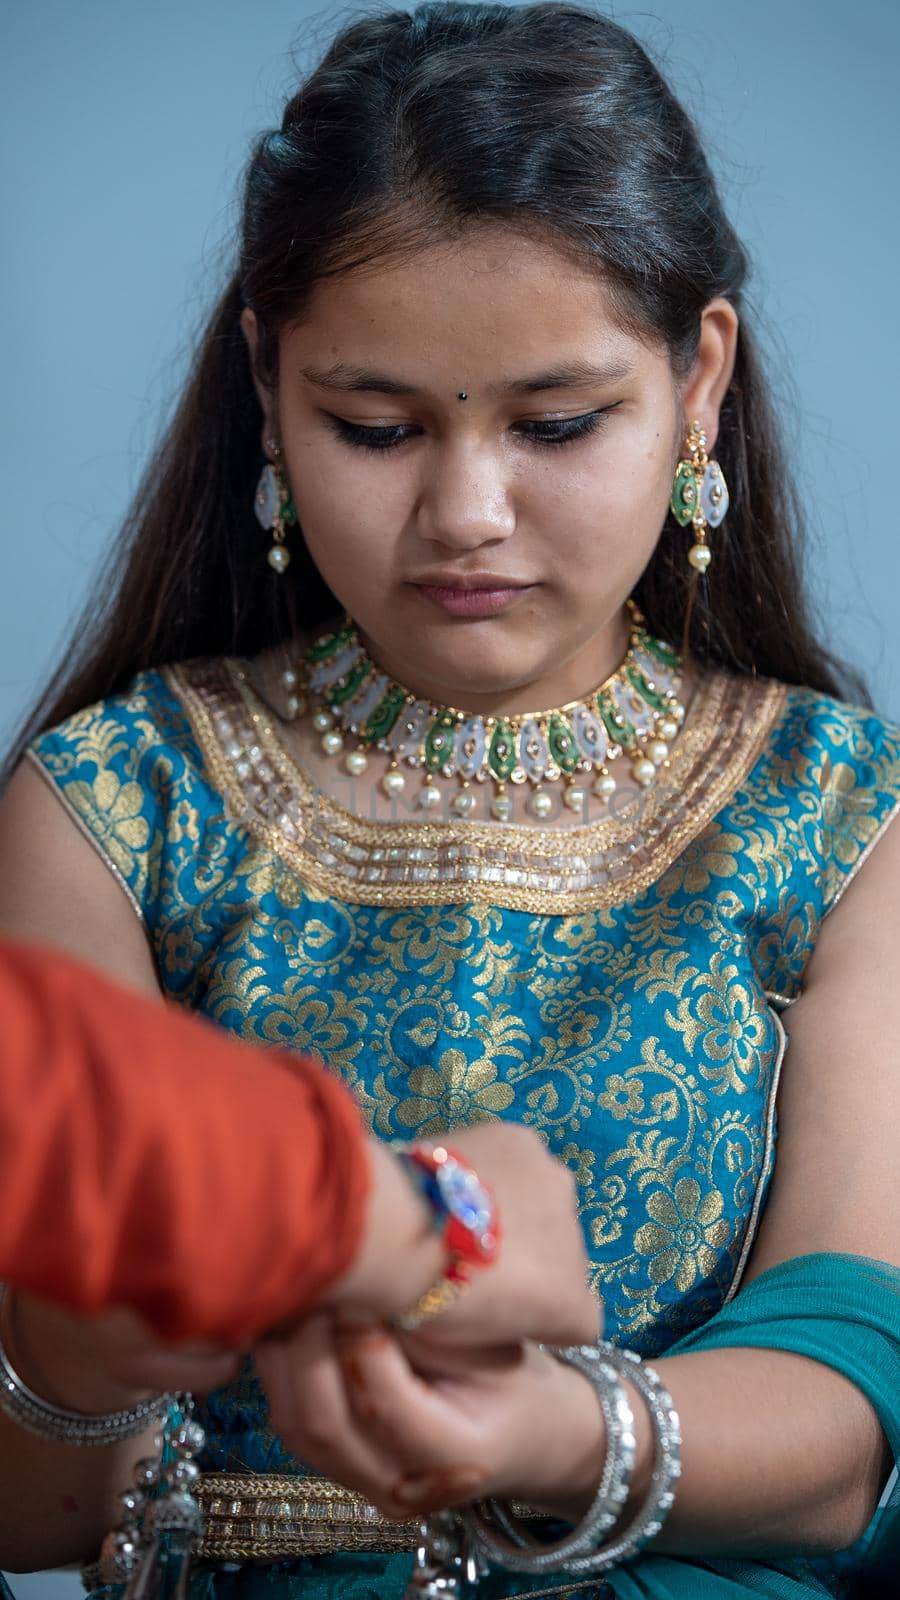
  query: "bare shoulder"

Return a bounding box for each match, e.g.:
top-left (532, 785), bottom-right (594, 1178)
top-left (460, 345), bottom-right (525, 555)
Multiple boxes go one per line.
top-left (747, 805), bottom-right (900, 1279)
top-left (0, 757), bottom-right (160, 996)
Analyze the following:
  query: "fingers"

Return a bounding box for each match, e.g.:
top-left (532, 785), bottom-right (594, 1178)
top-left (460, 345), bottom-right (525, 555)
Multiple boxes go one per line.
top-left (334, 1319), bottom-right (477, 1460)
top-left (255, 1315), bottom-right (407, 1503)
top-left (333, 1320), bottom-right (490, 1517)
top-left (11, 1293), bottom-right (243, 1408)
top-left (553, 1280), bottom-right (604, 1347)
top-left (256, 1316), bottom-right (492, 1520)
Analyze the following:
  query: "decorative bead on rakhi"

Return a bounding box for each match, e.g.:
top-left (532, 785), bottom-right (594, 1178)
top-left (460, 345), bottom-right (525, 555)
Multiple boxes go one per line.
top-left (293, 603), bottom-right (686, 823)
top-left (670, 418), bottom-right (729, 572)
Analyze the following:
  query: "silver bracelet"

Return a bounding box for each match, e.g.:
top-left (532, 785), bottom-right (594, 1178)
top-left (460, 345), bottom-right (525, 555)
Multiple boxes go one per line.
top-left (464, 1340), bottom-right (680, 1577)
top-left (0, 1284), bottom-right (172, 1446)
top-left (462, 1344), bottom-right (637, 1574)
top-left (562, 1341), bottom-right (681, 1575)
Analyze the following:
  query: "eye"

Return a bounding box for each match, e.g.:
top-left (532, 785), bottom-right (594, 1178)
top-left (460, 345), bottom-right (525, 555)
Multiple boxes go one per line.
top-left (514, 409), bottom-right (612, 447)
top-left (325, 418), bottom-right (418, 452)
top-left (324, 405), bottom-right (617, 454)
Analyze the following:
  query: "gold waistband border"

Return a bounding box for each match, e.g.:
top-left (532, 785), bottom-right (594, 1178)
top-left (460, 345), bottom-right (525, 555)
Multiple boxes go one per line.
top-left (197, 1472), bottom-right (420, 1560)
top-left (195, 1472), bottom-right (550, 1564)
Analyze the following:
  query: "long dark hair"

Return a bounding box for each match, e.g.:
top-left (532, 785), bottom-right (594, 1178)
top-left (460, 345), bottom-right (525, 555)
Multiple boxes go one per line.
top-left (7, 0), bottom-right (867, 776)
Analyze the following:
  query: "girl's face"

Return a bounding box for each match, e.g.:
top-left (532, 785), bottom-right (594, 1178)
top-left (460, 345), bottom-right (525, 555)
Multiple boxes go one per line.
top-left (246, 226), bottom-right (735, 713)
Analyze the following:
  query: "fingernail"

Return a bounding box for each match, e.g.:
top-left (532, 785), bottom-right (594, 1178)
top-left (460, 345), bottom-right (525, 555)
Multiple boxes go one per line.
top-left (391, 1466), bottom-right (487, 1511)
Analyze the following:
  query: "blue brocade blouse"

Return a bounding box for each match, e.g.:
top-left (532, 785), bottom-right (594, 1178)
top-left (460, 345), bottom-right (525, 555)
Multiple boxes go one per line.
top-left (29, 657), bottom-right (900, 1600)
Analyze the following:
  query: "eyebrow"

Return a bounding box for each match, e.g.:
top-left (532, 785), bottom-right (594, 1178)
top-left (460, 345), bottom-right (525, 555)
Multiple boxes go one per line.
top-left (301, 359), bottom-right (634, 398)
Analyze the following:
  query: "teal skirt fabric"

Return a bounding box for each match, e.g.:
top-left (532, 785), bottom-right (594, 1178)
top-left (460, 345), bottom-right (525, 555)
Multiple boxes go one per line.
top-left (87, 1253), bottom-right (897, 1599)
top-left (87, 1550), bottom-right (844, 1600)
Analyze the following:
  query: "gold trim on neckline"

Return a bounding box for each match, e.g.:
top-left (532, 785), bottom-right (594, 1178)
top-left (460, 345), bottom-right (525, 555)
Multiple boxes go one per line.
top-left (167, 659), bottom-right (786, 914)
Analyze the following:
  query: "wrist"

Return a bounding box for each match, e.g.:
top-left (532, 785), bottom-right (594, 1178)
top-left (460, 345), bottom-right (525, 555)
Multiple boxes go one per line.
top-left (325, 1138), bottom-right (445, 1317)
top-left (512, 1359), bottom-right (655, 1526)
top-left (520, 1355), bottom-right (609, 1520)
top-left (6, 1292), bottom-right (153, 1415)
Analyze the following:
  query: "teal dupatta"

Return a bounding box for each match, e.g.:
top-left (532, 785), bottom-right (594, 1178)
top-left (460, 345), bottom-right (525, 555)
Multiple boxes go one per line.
top-left (665, 1251), bottom-right (900, 1590)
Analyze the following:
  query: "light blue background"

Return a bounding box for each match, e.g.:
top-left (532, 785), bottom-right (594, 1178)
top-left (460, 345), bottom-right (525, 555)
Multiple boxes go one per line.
top-left (1, 1), bottom-right (898, 1595)
top-left (2, 0), bottom-right (900, 760)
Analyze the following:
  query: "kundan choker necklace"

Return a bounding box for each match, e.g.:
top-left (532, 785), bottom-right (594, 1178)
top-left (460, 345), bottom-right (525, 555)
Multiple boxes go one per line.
top-left (276, 603), bottom-right (686, 823)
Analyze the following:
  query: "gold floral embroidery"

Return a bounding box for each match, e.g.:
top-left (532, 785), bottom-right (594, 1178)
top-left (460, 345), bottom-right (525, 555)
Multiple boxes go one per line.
top-left (634, 1177), bottom-right (731, 1293)
top-left (820, 756), bottom-right (883, 866)
top-left (395, 1051), bottom-right (517, 1131)
top-left (158, 922), bottom-right (206, 974)
top-left (665, 953), bottom-right (773, 1094)
top-left (166, 796), bottom-right (201, 844)
top-left (658, 821), bottom-right (746, 894)
top-left (597, 1074), bottom-right (646, 1120)
top-left (64, 770), bottom-right (150, 885)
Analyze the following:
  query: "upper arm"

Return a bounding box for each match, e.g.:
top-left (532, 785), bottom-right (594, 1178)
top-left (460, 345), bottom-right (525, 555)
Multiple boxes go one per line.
top-left (746, 805), bottom-right (900, 1280)
top-left (0, 759), bottom-right (161, 998)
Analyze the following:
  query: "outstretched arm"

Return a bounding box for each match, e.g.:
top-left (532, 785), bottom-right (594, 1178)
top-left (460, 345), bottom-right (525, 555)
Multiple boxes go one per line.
top-left (0, 761), bottom-right (599, 1569)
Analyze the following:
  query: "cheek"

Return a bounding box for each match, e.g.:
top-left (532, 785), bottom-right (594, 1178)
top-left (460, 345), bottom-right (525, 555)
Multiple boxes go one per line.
top-left (531, 447), bottom-right (670, 570)
top-left (289, 444), bottom-right (406, 577)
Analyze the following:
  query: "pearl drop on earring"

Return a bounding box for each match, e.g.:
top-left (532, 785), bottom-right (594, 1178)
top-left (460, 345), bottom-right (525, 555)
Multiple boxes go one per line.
top-left (268, 543), bottom-right (290, 574)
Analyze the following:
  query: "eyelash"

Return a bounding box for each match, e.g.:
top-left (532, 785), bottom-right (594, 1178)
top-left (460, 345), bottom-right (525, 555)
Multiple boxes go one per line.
top-left (324, 408), bottom-right (615, 454)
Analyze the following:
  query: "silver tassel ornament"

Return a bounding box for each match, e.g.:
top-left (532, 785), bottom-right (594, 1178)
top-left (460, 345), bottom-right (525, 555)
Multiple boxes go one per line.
top-left (403, 1511), bottom-right (484, 1598)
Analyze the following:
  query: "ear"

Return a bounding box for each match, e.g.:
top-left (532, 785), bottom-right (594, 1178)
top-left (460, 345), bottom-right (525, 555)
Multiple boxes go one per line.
top-left (678, 298), bottom-right (739, 454)
top-left (240, 308), bottom-right (279, 447)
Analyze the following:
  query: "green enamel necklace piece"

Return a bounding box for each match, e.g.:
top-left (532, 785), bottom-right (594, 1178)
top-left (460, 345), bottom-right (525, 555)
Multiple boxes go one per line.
top-left (282, 606), bottom-right (686, 822)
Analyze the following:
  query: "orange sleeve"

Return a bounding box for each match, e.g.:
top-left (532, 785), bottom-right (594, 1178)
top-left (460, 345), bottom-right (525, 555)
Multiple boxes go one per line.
top-left (0, 936), bottom-right (369, 1344)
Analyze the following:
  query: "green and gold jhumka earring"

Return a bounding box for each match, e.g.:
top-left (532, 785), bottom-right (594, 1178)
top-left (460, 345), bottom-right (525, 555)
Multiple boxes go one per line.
top-left (289, 602), bottom-right (686, 823)
top-left (670, 419), bottom-right (729, 572)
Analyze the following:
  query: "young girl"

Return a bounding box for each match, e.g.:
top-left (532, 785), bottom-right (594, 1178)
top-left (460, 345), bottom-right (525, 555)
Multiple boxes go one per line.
top-left (0, 3), bottom-right (897, 1596)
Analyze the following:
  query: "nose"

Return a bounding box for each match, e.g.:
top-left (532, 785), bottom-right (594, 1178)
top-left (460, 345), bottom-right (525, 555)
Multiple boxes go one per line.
top-left (415, 439), bottom-right (516, 552)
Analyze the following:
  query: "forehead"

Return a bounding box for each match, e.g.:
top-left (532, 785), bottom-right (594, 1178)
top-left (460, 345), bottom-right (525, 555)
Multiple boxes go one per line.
top-left (286, 225), bottom-right (660, 378)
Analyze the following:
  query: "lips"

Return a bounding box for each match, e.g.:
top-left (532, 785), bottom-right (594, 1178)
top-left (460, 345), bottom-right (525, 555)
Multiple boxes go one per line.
top-left (412, 573), bottom-right (531, 590)
top-left (413, 579), bottom-right (534, 618)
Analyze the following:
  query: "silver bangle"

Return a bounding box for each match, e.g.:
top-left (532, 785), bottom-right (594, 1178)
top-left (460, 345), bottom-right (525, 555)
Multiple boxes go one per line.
top-left (0, 1285), bottom-right (172, 1446)
top-left (462, 1344), bottom-right (637, 1574)
top-left (463, 1341), bottom-right (681, 1578)
top-left (563, 1341), bottom-right (681, 1575)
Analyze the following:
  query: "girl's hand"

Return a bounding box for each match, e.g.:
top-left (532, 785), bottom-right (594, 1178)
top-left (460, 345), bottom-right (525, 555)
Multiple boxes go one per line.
top-left (330, 1123), bottom-right (602, 1350)
top-left (256, 1315), bottom-right (606, 1522)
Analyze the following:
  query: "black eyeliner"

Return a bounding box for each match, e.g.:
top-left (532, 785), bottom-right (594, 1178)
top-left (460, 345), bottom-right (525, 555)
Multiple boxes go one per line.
top-left (323, 407), bottom-right (614, 454)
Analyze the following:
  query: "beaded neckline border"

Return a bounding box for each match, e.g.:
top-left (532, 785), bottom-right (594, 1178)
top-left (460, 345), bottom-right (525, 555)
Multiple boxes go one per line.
top-left (167, 660), bottom-right (787, 914)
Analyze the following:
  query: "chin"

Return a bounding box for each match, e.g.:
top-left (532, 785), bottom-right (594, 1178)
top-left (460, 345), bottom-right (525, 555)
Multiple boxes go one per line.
top-left (413, 639), bottom-right (545, 700)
